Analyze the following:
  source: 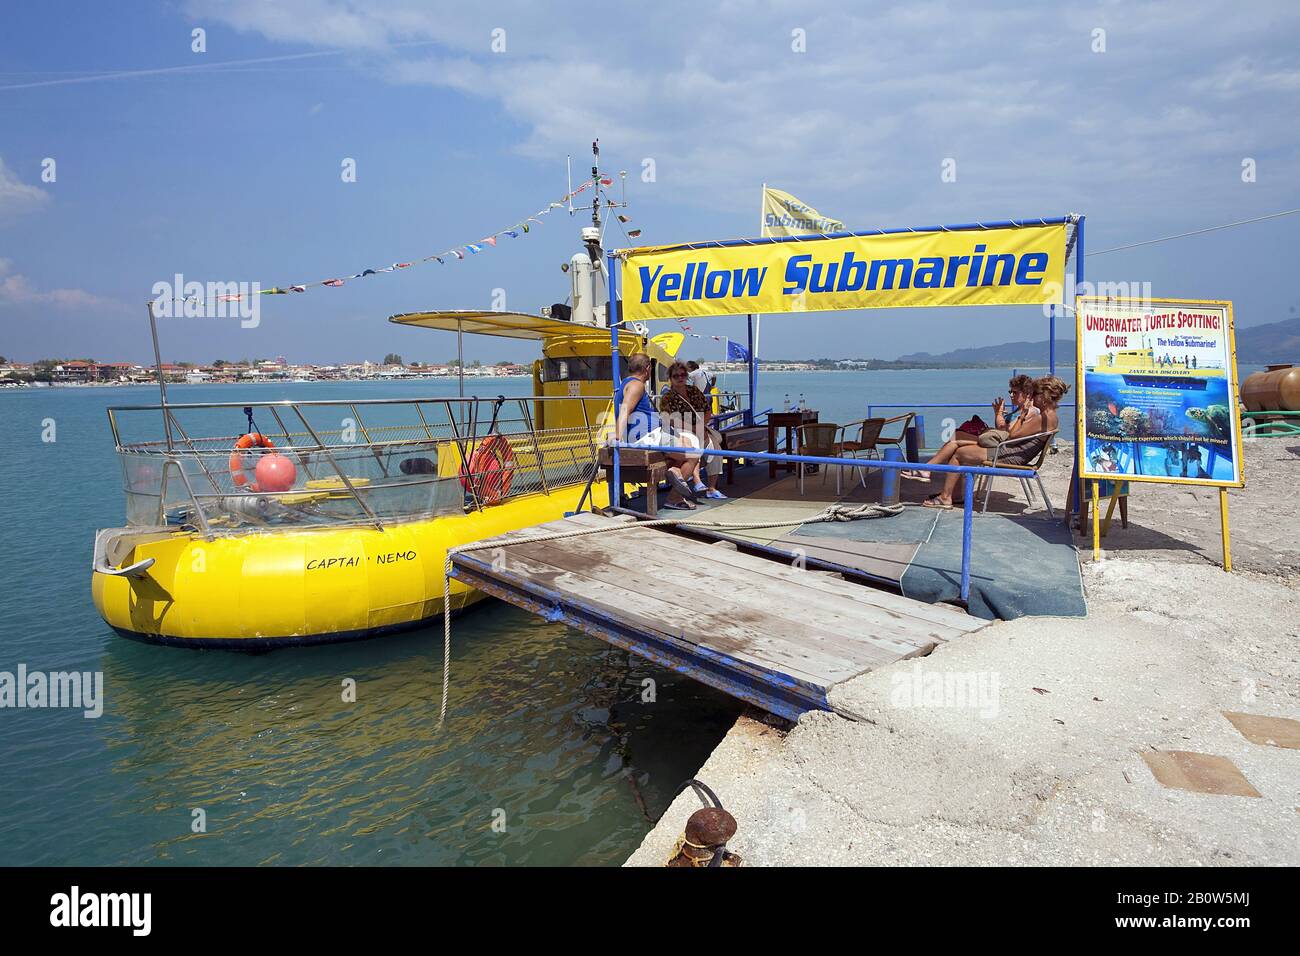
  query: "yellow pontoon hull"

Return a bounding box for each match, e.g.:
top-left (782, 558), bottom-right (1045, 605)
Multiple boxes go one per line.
top-left (92, 483), bottom-right (607, 649)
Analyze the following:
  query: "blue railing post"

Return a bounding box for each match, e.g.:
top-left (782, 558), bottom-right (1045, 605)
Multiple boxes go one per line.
top-left (607, 251), bottom-right (622, 508)
top-left (960, 476), bottom-right (974, 602)
top-left (881, 447), bottom-right (903, 504)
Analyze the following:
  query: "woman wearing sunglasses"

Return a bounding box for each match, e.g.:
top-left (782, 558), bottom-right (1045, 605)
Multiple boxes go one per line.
top-left (659, 361), bottom-right (728, 500)
top-left (615, 353), bottom-right (702, 509)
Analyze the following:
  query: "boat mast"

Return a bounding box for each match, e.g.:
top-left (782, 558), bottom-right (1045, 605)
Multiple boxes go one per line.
top-left (146, 300), bottom-right (175, 451)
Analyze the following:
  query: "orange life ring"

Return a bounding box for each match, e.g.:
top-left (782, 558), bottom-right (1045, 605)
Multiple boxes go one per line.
top-left (229, 433), bottom-right (275, 491)
top-left (460, 434), bottom-right (516, 504)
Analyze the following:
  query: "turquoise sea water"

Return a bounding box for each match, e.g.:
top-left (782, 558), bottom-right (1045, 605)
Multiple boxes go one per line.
top-left (0, 366), bottom-right (1230, 866)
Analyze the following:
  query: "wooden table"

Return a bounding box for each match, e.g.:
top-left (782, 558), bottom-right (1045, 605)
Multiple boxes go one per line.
top-left (767, 409), bottom-right (818, 477)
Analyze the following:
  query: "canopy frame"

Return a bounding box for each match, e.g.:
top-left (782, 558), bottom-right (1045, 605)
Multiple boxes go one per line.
top-left (605, 213), bottom-right (1086, 603)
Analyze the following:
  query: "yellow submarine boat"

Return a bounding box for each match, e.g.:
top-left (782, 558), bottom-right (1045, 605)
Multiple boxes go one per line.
top-left (92, 230), bottom-right (692, 648)
top-left (1088, 347), bottom-right (1225, 390)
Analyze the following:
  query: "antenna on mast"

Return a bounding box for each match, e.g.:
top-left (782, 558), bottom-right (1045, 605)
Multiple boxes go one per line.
top-left (580, 139), bottom-right (605, 266)
top-left (591, 139), bottom-right (601, 233)
top-left (562, 138), bottom-right (628, 328)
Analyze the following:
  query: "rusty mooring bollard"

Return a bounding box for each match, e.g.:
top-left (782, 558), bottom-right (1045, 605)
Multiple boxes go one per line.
top-left (666, 781), bottom-right (742, 867)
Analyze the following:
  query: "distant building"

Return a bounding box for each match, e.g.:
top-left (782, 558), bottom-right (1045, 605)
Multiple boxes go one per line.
top-left (95, 361), bottom-right (139, 381)
top-left (53, 360), bottom-right (95, 383)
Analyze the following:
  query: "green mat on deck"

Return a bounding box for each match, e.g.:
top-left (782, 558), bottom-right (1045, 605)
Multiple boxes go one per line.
top-left (901, 510), bottom-right (1086, 620)
top-left (788, 505), bottom-right (1086, 621)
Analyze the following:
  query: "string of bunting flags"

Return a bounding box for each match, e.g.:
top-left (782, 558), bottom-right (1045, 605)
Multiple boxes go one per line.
top-left (667, 318), bottom-right (750, 364)
top-left (164, 175), bottom-right (639, 305)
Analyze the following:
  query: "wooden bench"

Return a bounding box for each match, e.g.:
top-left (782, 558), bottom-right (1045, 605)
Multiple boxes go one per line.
top-left (599, 447), bottom-right (669, 516)
top-left (718, 426), bottom-right (767, 485)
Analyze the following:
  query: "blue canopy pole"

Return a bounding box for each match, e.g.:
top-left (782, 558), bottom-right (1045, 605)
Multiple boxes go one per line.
top-left (746, 313), bottom-right (757, 426)
top-left (1049, 305), bottom-right (1056, 377)
top-left (1072, 216), bottom-right (1086, 525)
top-left (607, 251), bottom-right (622, 507)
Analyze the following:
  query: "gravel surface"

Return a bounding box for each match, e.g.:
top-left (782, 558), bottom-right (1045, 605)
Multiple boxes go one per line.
top-left (627, 439), bottom-right (1300, 866)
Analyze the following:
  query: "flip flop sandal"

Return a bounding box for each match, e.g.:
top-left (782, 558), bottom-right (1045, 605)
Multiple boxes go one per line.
top-left (663, 500), bottom-right (695, 511)
top-left (922, 495), bottom-right (953, 510)
top-left (665, 470), bottom-right (695, 500)
top-left (901, 471), bottom-right (930, 482)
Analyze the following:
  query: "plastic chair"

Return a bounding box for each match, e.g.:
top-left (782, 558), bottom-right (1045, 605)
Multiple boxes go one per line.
top-left (796, 422), bottom-right (841, 495)
top-left (978, 429), bottom-right (1058, 516)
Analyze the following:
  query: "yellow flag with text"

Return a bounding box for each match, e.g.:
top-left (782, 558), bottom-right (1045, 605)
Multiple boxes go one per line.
top-left (761, 186), bottom-right (845, 237)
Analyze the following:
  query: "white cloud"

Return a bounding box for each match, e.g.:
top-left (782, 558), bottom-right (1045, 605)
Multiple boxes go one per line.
top-left (0, 258), bottom-right (123, 311)
top-left (184, 0), bottom-right (1300, 231)
top-left (0, 157), bottom-right (49, 218)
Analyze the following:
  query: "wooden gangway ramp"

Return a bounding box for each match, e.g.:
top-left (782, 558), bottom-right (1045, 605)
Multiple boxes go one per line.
top-left (449, 512), bottom-right (988, 720)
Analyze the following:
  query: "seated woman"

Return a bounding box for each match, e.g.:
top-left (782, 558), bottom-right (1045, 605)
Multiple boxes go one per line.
top-left (921, 375), bottom-right (1068, 509)
top-left (659, 361), bottom-right (728, 500)
top-left (615, 353), bottom-right (701, 510)
top-left (903, 373), bottom-right (1039, 480)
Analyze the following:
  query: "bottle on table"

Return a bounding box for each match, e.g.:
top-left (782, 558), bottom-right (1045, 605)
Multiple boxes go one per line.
top-left (783, 393), bottom-right (791, 412)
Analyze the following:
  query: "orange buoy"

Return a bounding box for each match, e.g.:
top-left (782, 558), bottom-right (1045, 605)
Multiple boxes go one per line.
top-left (229, 433), bottom-right (276, 491)
top-left (254, 452), bottom-right (297, 493)
top-left (459, 434), bottom-right (516, 504)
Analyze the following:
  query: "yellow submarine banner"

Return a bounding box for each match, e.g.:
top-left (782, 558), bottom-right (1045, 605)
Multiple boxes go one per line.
top-left (620, 223), bottom-right (1067, 321)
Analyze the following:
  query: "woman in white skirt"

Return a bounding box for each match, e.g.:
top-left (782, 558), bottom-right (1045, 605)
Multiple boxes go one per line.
top-left (615, 353), bottom-right (701, 510)
top-left (659, 361), bottom-right (728, 499)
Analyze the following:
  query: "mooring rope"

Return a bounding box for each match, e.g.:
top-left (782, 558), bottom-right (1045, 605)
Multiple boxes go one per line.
top-left (436, 502), bottom-right (903, 726)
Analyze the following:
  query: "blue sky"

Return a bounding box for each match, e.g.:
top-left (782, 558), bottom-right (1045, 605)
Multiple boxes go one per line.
top-left (1, 0), bottom-right (1298, 366)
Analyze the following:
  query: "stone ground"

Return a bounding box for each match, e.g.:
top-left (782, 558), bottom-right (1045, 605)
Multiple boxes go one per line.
top-left (627, 439), bottom-right (1300, 866)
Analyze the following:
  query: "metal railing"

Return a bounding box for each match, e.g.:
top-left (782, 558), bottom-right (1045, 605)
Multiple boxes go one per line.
top-left (865, 402), bottom-right (1076, 451)
top-left (608, 442), bottom-right (1039, 603)
top-left (108, 395), bottom-right (611, 536)
top-left (865, 402), bottom-right (1077, 414)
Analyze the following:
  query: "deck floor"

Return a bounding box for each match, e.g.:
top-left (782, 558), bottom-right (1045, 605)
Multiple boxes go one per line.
top-left (450, 511), bottom-right (987, 720)
top-left (632, 458), bottom-right (1087, 620)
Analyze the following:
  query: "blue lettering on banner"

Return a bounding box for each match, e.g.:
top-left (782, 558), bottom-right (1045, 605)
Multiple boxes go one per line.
top-left (640, 262), bottom-right (768, 303)
top-left (641, 247), bottom-right (1055, 304)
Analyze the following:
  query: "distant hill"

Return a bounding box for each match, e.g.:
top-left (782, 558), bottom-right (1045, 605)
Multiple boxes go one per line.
top-left (896, 338), bottom-right (1073, 367)
top-left (1237, 316), bottom-right (1300, 362)
top-left (896, 316), bottom-right (1300, 367)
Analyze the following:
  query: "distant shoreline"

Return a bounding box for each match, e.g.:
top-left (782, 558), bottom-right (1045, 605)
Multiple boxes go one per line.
top-left (4, 366), bottom-right (1075, 389)
top-left (745, 364), bottom-right (1075, 371)
top-left (8, 362), bottom-right (1281, 391)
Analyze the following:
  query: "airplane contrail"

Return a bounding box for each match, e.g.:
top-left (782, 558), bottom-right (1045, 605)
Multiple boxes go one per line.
top-left (0, 41), bottom-right (440, 92)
